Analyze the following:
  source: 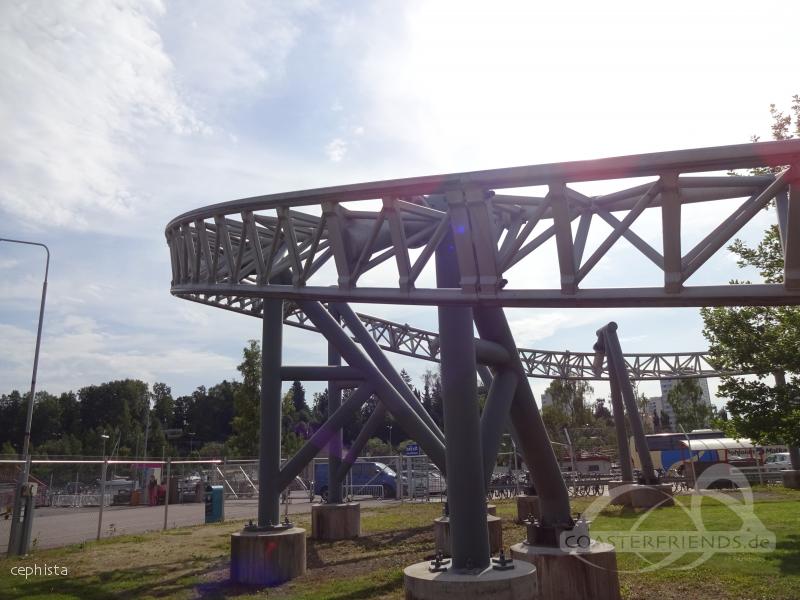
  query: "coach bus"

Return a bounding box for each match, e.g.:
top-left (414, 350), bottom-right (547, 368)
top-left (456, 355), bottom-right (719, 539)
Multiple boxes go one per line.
top-left (628, 430), bottom-right (786, 472)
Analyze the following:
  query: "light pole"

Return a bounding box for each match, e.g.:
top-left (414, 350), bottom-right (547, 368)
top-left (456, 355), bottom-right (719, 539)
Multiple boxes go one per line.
top-left (386, 425), bottom-right (393, 454)
top-left (101, 434), bottom-right (110, 459)
top-left (2, 238), bottom-right (49, 557)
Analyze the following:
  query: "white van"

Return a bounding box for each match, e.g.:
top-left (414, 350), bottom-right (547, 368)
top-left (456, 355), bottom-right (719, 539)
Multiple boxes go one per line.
top-left (764, 452), bottom-right (792, 471)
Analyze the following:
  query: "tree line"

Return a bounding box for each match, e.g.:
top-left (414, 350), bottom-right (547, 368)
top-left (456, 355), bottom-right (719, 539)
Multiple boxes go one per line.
top-left (0, 341), bottom-right (446, 461)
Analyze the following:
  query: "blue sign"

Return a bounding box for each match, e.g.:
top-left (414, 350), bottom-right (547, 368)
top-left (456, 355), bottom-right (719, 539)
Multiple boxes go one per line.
top-left (404, 443), bottom-right (420, 456)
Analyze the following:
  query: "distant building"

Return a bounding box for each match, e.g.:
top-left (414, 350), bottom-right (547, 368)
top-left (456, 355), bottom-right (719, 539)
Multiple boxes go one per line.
top-left (559, 453), bottom-right (612, 475)
top-left (657, 378), bottom-right (713, 431)
top-left (541, 391), bottom-right (553, 409)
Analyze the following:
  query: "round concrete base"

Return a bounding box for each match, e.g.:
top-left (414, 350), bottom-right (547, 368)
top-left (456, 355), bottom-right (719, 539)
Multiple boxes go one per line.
top-left (433, 515), bottom-right (502, 556)
top-left (781, 469), bottom-right (800, 489)
top-left (311, 502), bottom-right (361, 540)
top-left (404, 559), bottom-right (537, 600)
top-left (607, 481), bottom-right (674, 508)
top-left (230, 527), bottom-right (306, 586)
top-left (510, 540), bottom-right (621, 600)
top-left (607, 480), bottom-right (632, 506)
top-left (515, 495), bottom-right (539, 523)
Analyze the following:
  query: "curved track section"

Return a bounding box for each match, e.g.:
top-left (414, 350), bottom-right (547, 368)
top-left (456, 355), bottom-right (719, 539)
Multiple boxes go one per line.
top-left (178, 291), bottom-right (733, 380)
top-left (167, 140), bottom-right (800, 309)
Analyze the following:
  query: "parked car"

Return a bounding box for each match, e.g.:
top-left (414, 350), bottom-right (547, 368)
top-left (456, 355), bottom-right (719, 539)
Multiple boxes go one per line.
top-left (765, 452), bottom-right (792, 471)
top-left (96, 477), bottom-right (136, 491)
top-left (314, 461), bottom-right (398, 500)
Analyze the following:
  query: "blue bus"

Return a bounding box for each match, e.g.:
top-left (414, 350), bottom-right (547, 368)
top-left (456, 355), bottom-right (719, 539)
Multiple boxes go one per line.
top-left (629, 430), bottom-right (760, 472)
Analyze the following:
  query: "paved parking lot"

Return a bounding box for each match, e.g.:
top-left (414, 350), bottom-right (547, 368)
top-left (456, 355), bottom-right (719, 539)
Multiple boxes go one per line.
top-left (0, 497), bottom-right (399, 552)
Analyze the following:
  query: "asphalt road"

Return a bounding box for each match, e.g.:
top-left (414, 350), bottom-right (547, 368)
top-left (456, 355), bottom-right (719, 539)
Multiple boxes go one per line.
top-left (0, 497), bottom-right (402, 552)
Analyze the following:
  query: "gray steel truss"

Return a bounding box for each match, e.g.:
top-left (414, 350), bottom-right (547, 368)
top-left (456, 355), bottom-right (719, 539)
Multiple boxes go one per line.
top-left (167, 141), bottom-right (800, 560)
top-left (167, 141), bottom-right (800, 309)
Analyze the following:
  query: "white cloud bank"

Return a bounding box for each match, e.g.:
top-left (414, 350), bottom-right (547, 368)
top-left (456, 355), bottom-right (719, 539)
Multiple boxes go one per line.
top-left (0, 0), bottom-right (206, 228)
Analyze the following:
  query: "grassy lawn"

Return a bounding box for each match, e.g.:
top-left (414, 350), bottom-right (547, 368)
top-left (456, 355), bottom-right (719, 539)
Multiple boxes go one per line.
top-left (0, 487), bottom-right (797, 599)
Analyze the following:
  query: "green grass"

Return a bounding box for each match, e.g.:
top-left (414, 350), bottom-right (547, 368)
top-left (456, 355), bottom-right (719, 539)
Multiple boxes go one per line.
top-left (0, 488), bottom-right (798, 599)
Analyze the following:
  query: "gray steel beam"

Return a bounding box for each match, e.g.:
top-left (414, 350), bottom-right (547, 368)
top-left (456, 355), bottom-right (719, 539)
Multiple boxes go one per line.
top-left (334, 302), bottom-right (446, 445)
top-left (661, 171), bottom-right (682, 293)
top-left (480, 369), bottom-right (519, 490)
top-left (436, 235), bottom-right (490, 570)
top-left (259, 298), bottom-right (283, 527)
top-left (336, 402), bottom-right (388, 482)
top-left (475, 339), bottom-right (512, 365)
top-left (784, 173), bottom-right (800, 290)
top-left (298, 300), bottom-right (447, 472)
top-left (276, 384), bottom-right (373, 491)
top-left (173, 281), bottom-right (800, 309)
top-left (473, 306), bottom-right (573, 532)
top-left (279, 366), bottom-right (363, 381)
top-left (327, 308), bottom-right (344, 504)
top-left (598, 323), bottom-right (657, 484)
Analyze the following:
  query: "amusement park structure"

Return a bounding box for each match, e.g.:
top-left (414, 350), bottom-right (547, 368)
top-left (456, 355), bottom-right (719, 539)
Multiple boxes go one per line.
top-left (166, 140), bottom-right (800, 598)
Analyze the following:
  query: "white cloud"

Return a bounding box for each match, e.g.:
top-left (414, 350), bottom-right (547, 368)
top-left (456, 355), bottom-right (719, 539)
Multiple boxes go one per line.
top-left (159, 0), bottom-right (310, 112)
top-left (0, 0), bottom-right (204, 228)
top-left (325, 138), bottom-right (347, 162)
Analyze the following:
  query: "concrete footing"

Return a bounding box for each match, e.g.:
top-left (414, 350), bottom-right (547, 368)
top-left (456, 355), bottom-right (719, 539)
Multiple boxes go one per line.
top-left (311, 502), bottom-right (361, 540)
top-left (434, 515), bottom-right (502, 556)
top-left (404, 559), bottom-right (537, 600)
top-left (230, 527), bottom-right (306, 586)
top-left (510, 540), bottom-right (621, 600)
top-left (515, 495), bottom-right (540, 523)
top-left (782, 470), bottom-right (800, 489)
top-left (607, 481), bottom-right (674, 508)
top-left (487, 504), bottom-right (497, 516)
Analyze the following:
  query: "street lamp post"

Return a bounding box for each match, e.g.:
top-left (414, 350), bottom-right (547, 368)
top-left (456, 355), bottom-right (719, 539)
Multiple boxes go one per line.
top-left (101, 434), bottom-right (110, 459)
top-left (2, 238), bottom-right (49, 557)
top-left (386, 425), bottom-right (393, 454)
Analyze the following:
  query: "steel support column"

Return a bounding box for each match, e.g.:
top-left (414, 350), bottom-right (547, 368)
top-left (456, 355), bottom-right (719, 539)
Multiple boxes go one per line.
top-left (480, 370), bottom-right (519, 490)
top-left (259, 298), bottom-right (283, 527)
top-left (327, 309), bottom-right (344, 504)
top-left (436, 234), bottom-right (490, 570)
top-left (297, 300), bottom-right (447, 471)
top-left (473, 307), bottom-right (573, 532)
top-left (599, 323), bottom-right (657, 484)
top-left (609, 383), bottom-right (634, 482)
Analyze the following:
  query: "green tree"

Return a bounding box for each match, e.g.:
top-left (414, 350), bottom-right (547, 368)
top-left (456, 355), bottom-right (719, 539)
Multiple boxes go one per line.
top-left (228, 340), bottom-right (261, 458)
top-left (289, 380), bottom-right (309, 419)
top-left (701, 95), bottom-right (800, 468)
top-left (422, 369), bottom-right (444, 430)
top-left (543, 378), bottom-right (594, 427)
top-left (197, 441), bottom-right (226, 459)
top-left (667, 379), bottom-right (712, 432)
top-left (364, 437), bottom-right (391, 456)
top-left (151, 382), bottom-right (174, 426)
top-left (660, 410), bottom-right (672, 432)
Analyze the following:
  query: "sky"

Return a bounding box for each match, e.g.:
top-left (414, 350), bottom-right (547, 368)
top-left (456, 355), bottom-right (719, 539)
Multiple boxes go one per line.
top-left (1, 0), bottom-right (799, 409)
